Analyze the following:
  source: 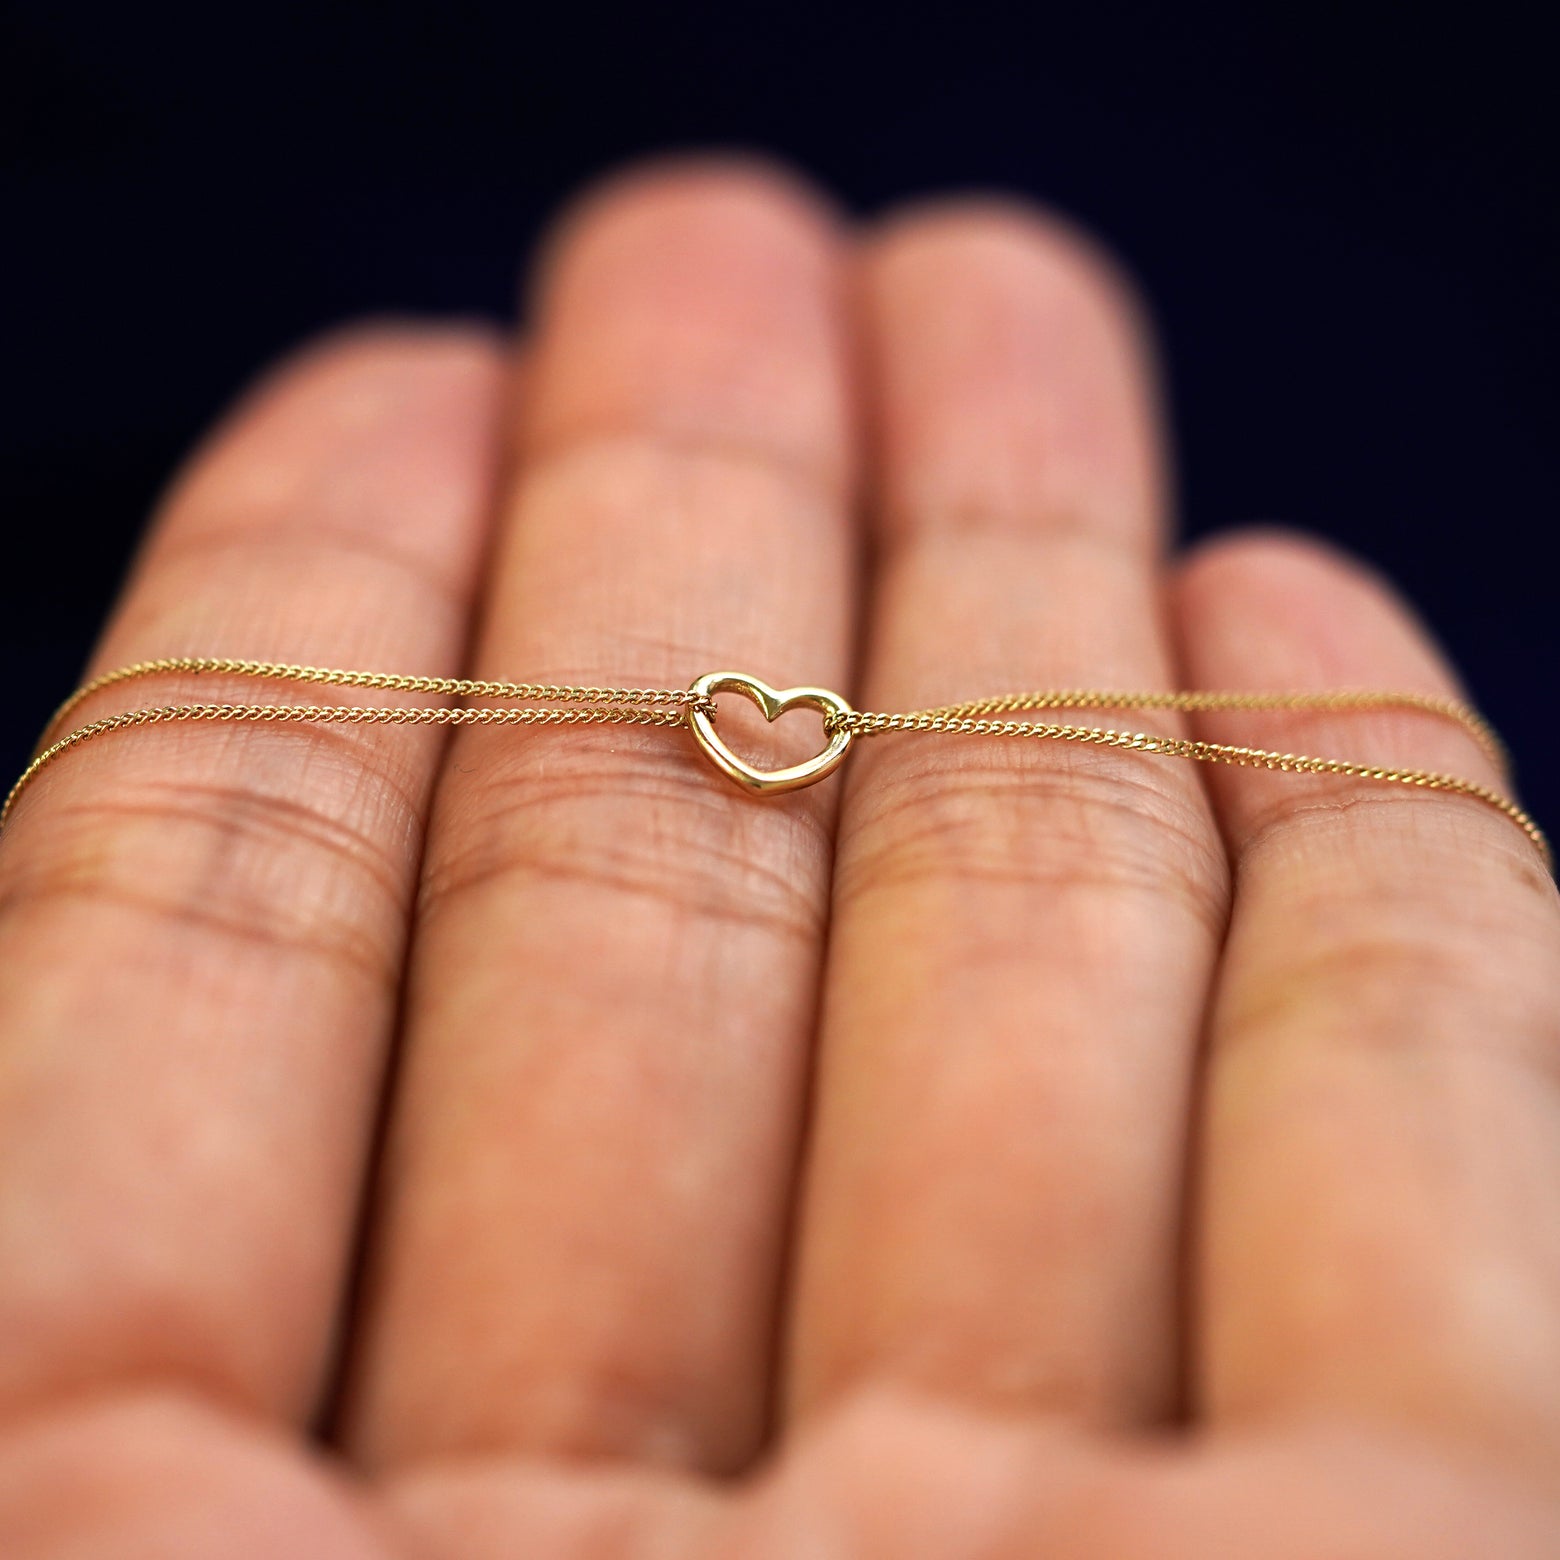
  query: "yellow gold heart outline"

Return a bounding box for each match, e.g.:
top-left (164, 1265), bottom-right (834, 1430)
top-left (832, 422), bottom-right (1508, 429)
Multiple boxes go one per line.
top-left (686, 671), bottom-right (855, 796)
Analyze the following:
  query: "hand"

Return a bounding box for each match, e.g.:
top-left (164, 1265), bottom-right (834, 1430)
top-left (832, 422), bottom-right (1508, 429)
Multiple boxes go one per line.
top-left (1, 156), bottom-right (1556, 1558)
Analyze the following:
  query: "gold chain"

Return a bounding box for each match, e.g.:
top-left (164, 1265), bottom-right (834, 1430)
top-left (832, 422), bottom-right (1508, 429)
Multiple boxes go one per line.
top-left (2, 656), bottom-right (1547, 870)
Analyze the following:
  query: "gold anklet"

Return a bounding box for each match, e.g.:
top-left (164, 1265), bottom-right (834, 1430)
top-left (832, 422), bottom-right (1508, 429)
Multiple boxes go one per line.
top-left (2, 656), bottom-right (1546, 869)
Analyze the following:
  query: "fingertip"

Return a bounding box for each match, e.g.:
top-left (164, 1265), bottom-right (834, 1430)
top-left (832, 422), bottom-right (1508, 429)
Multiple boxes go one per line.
top-left (188, 319), bottom-right (509, 480)
top-left (1179, 524), bottom-right (1391, 601)
top-left (254, 317), bottom-right (509, 403)
top-left (1173, 525), bottom-right (1460, 693)
top-left (851, 190), bottom-right (1167, 554)
top-left (860, 193), bottom-right (1160, 373)
top-left (1171, 526), bottom-right (1505, 804)
top-left (165, 318), bottom-right (511, 526)
top-left (524, 150), bottom-right (849, 315)
top-left (510, 152), bottom-right (856, 486)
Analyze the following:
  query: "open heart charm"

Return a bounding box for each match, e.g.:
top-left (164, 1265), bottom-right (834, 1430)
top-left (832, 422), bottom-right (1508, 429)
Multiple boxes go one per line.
top-left (686, 671), bottom-right (856, 796)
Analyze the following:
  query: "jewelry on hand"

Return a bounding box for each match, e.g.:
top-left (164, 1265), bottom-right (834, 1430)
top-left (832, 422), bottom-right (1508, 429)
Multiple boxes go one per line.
top-left (3, 656), bottom-right (1547, 869)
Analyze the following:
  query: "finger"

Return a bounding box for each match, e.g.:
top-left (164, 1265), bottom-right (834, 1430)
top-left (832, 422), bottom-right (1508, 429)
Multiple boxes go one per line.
top-left (383, 1402), bottom-right (1560, 1560)
top-left (786, 204), bottom-right (1228, 1427)
top-left (716, 1394), bottom-right (1560, 1560)
top-left (0, 327), bottom-right (505, 1425)
top-left (384, 1461), bottom-right (720, 1560)
top-left (0, 1396), bottom-right (393, 1560)
top-left (341, 159), bottom-right (858, 1474)
top-left (1175, 532), bottom-right (1560, 1478)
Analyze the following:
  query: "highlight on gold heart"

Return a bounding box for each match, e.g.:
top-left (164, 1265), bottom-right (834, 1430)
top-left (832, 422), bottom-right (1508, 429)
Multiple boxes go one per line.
top-left (686, 670), bottom-right (855, 796)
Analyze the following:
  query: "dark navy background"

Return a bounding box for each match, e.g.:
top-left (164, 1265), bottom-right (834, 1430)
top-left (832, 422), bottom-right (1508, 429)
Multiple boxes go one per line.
top-left (5, 3), bottom-right (1556, 824)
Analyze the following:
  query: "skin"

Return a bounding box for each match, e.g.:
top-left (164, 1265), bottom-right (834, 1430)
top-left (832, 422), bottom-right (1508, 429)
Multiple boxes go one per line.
top-left (0, 154), bottom-right (1557, 1556)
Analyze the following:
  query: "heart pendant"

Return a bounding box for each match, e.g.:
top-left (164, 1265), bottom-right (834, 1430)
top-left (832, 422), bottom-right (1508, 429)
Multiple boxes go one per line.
top-left (687, 671), bottom-right (855, 796)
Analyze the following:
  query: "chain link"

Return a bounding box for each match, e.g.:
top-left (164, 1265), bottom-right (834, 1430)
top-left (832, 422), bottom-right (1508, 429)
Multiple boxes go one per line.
top-left (2, 656), bottom-right (1548, 869)
top-left (884, 687), bottom-right (1511, 770)
top-left (825, 699), bottom-right (1547, 866)
top-left (42, 655), bottom-right (713, 737)
top-left (5, 657), bottom-right (712, 833)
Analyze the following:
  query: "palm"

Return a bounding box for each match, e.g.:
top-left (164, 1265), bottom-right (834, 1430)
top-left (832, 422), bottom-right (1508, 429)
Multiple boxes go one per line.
top-left (1, 158), bottom-right (1556, 1558)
